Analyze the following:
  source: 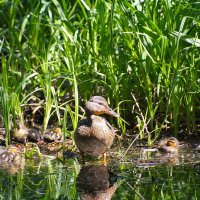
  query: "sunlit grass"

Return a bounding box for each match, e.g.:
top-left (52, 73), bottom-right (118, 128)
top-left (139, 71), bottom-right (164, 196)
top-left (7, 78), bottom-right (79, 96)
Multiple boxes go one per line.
top-left (0, 0), bottom-right (199, 143)
top-left (0, 56), bottom-right (11, 144)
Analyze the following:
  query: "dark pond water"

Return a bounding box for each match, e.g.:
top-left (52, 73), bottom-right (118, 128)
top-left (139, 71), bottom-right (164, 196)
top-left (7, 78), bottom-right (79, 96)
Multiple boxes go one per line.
top-left (0, 142), bottom-right (200, 200)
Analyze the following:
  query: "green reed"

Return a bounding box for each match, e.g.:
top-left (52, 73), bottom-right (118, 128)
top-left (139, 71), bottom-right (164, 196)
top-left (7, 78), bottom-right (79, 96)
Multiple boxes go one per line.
top-left (0, 0), bottom-right (199, 141)
top-left (0, 56), bottom-right (11, 144)
top-left (39, 159), bottom-right (79, 199)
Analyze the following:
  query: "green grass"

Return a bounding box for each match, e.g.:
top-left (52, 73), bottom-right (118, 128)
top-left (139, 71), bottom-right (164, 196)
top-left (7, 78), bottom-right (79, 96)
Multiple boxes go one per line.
top-left (0, 0), bottom-right (199, 142)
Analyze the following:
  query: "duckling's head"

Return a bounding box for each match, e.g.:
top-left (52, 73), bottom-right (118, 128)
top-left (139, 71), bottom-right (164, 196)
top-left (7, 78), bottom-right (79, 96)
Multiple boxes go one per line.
top-left (166, 137), bottom-right (179, 147)
top-left (158, 137), bottom-right (179, 154)
top-left (85, 96), bottom-right (119, 118)
top-left (54, 127), bottom-right (62, 134)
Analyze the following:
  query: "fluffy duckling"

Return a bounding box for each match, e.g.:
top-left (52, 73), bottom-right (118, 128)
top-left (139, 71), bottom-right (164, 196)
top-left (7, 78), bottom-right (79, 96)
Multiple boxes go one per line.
top-left (43, 127), bottom-right (63, 143)
top-left (0, 145), bottom-right (25, 164)
top-left (27, 127), bottom-right (43, 142)
top-left (74, 96), bottom-right (119, 163)
top-left (158, 137), bottom-right (179, 154)
top-left (0, 145), bottom-right (25, 174)
top-left (11, 122), bottom-right (28, 143)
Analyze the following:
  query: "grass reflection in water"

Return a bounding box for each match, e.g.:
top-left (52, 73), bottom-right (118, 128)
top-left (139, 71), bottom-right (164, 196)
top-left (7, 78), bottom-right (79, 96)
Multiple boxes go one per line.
top-left (0, 147), bottom-right (200, 199)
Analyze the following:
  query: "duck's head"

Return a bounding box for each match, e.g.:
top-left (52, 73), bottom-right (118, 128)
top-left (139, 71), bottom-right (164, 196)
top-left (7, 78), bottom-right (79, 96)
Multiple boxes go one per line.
top-left (85, 96), bottom-right (119, 118)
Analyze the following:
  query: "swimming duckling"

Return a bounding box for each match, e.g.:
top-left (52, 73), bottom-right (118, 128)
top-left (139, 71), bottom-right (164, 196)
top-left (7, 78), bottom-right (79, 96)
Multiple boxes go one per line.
top-left (158, 137), bottom-right (179, 154)
top-left (74, 96), bottom-right (119, 163)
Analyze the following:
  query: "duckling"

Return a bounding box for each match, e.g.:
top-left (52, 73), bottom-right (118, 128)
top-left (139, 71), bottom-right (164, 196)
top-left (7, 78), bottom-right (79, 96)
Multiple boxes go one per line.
top-left (43, 127), bottom-right (63, 143)
top-left (27, 127), bottom-right (43, 142)
top-left (0, 145), bottom-right (24, 164)
top-left (74, 96), bottom-right (119, 163)
top-left (0, 145), bottom-right (25, 174)
top-left (158, 137), bottom-right (179, 154)
top-left (11, 122), bottom-right (28, 143)
top-left (39, 141), bottom-right (63, 153)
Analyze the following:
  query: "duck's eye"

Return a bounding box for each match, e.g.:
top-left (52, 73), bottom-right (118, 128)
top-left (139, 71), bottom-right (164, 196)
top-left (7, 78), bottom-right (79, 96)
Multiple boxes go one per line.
top-left (89, 99), bottom-right (93, 102)
top-left (98, 102), bottom-right (102, 105)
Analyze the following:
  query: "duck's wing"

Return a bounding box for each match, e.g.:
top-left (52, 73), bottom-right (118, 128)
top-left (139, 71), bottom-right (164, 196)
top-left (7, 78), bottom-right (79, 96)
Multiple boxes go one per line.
top-left (75, 119), bottom-right (92, 137)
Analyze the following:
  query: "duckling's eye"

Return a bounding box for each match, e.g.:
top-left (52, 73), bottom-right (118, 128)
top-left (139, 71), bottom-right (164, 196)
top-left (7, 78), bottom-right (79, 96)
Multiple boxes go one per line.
top-left (167, 141), bottom-right (171, 145)
top-left (98, 102), bottom-right (102, 105)
top-left (167, 141), bottom-right (176, 146)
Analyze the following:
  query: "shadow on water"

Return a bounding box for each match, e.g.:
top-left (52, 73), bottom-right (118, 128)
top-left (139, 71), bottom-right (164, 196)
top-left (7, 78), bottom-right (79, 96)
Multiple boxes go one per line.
top-left (0, 142), bottom-right (200, 199)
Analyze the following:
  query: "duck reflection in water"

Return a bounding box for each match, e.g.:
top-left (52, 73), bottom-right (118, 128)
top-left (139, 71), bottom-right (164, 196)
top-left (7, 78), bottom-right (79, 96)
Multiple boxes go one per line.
top-left (76, 164), bottom-right (118, 200)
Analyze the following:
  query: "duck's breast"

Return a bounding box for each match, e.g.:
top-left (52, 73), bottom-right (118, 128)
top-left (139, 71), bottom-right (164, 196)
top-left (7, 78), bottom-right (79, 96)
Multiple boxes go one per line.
top-left (74, 117), bottom-right (115, 156)
top-left (91, 117), bottom-right (115, 146)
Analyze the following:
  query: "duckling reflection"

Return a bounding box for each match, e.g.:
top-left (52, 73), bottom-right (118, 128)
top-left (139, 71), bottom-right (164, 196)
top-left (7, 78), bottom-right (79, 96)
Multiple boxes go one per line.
top-left (76, 164), bottom-right (118, 200)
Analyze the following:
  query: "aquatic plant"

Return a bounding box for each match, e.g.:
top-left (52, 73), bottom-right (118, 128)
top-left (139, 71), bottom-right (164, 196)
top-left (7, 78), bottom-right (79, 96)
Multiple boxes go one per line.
top-left (0, 0), bottom-right (199, 143)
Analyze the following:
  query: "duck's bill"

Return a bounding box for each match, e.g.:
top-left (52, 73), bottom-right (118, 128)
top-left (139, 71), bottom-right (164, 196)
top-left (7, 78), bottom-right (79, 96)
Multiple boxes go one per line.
top-left (107, 108), bottom-right (119, 118)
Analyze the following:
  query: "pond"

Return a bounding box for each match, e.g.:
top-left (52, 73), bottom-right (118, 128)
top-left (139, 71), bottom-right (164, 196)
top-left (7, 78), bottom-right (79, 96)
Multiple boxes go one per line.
top-left (0, 140), bottom-right (200, 200)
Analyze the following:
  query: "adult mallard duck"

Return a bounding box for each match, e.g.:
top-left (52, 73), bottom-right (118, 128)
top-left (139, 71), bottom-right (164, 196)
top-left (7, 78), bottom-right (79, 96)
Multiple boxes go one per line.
top-left (74, 96), bottom-right (119, 163)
